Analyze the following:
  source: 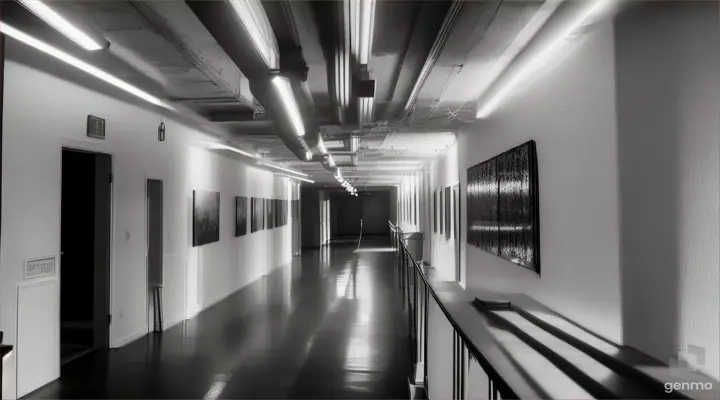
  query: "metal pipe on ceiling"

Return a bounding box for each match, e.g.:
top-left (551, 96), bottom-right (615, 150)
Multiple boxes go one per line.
top-left (403, 0), bottom-right (466, 116)
top-left (188, 0), bottom-right (318, 163)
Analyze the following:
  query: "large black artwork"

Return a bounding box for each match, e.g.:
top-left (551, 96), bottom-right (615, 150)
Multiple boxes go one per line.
top-left (467, 140), bottom-right (540, 273)
top-left (235, 196), bottom-right (248, 237)
top-left (193, 190), bottom-right (220, 247)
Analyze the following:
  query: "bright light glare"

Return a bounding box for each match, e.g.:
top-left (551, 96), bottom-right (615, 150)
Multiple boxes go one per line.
top-left (205, 142), bottom-right (309, 177)
top-left (260, 161), bottom-right (309, 177)
top-left (359, 0), bottom-right (375, 64)
top-left (318, 137), bottom-right (328, 154)
top-left (228, 0), bottom-right (278, 68)
top-left (327, 155), bottom-right (336, 167)
top-left (349, 0), bottom-right (376, 65)
top-left (18, 0), bottom-right (104, 51)
top-left (0, 22), bottom-right (172, 109)
top-left (276, 173), bottom-right (315, 184)
top-left (477, 0), bottom-right (611, 118)
top-left (272, 76), bottom-right (305, 137)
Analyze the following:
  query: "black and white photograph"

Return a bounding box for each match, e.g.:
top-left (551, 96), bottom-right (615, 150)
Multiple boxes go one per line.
top-left (192, 190), bottom-right (220, 247)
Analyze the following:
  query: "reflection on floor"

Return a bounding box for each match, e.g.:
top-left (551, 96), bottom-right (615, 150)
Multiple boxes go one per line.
top-left (26, 238), bottom-right (411, 399)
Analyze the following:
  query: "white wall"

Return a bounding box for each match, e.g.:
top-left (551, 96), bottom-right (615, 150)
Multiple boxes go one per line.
top-left (459, 18), bottom-right (624, 344)
top-left (1, 57), bottom-right (296, 398)
top-left (614, 1), bottom-right (719, 379)
top-left (455, 1), bottom-right (719, 380)
top-left (429, 143), bottom-right (459, 282)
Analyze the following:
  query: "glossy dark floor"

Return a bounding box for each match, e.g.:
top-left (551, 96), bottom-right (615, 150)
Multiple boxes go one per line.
top-left (26, 239), bottom-right (411, 399)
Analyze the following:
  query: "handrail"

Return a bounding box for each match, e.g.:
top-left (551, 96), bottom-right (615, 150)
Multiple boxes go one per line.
top-left (388, 220), bottom-right (718, 400)
top-left (389, 221), bottom-right (519, 399)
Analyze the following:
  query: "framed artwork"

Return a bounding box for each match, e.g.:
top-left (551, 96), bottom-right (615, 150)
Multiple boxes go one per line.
top-left (266, 198), bottom-right (274, 229)
top-left (251, 197), bottom-right (264, 232)
top-left (193, 190), bottom-right (220, 247)
top-left (466, 140), bottom-right (540, 273)
top-left (235, 196), bottom-right (248, 237)
top-left (433, 190), bottom-right (438, 233)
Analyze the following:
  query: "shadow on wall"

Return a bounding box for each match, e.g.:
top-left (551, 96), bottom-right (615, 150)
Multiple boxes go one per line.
top-left (616, 1), bottom-right (720, 377)
top-left (616, 3), bottom-right (681, 367)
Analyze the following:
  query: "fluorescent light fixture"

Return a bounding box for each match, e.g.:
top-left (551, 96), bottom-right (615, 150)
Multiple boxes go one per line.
top-left (358, 96), bottom-right (374, 127)
top-left (260, 161), bottom-right (309, 177)
top-left (206, 142), bottom-right (255, 158)
top-left (1, 23), bottom-right (172, 109)
top-left (477, 0), bottom-right (611, 118)
top-left (349, 0), bottom-right (376, 65)
top-left (228, 0), bottom-right (279, 68)
top-left (275, 173), bottom-right (315, 184)
top-left (272, 76), bottom-right (305, 137)
top-left (359, 0), bottom-right (375, 64)
top-left (205, 142), bottom-right (309, 177)
top-left (18, 0), bottom-right (104, 51)
top-left (297, 137), bottom-right (313, 160)
top-left (318, 136), bottom-right (328, 154)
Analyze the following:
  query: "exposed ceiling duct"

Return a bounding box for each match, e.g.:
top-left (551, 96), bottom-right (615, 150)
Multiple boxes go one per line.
top-left (403, 0), bottom-right (466, 117)
top-left (188, 0), bottom-right (318, 162)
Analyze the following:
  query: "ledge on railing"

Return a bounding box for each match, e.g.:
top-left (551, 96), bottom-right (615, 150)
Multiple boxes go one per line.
top-left (388, 221), bottom-right (720, 400)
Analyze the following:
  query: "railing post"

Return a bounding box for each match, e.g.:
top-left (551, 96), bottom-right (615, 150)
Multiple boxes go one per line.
top-left (411, 269), bottom-right (426, 387)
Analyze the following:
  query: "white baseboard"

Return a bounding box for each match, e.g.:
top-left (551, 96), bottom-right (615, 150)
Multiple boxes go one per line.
top-left (112, 328), bottom-right (147, 348)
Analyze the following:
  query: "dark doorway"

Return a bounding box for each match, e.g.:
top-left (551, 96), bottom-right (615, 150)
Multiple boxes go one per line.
top-left (60, 149), bottom-right (111, 365)
top-left (147, 179), bottom-right (163, 332)
top-left (332, 191), bottom-right (390, 239)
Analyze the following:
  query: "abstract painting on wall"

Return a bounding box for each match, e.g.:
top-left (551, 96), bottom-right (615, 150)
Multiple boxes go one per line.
top-left (466, 140), bottom-right (540, 273)
top-left (235, 196), bottom-right (248, 237)
top-left (266, 199), bottom-right (274, 229)
top-left (251, 197), bottom-right (264, 233)
top-left (193, 190), bottom-right (220, 247)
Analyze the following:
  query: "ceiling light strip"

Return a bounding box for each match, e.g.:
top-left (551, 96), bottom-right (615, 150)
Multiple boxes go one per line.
top-left (468, 0), bottom-right (562, 106)
top-left (206, 142), bottom-right (309, 177)
top-left (18, 0), bottom-right (105, 51)
top-left (359, 0), bottom-right (376, 64)
top-left (1, 22), bottom-right (172, 109)
top-left (271, 76), bottom-right (305, 136)
top-left (275, 173), bottom-right (315, 184)
top-left (477, 0), bottom-right (612, 118)
top-left (228, 0), bottom-right (279, 68)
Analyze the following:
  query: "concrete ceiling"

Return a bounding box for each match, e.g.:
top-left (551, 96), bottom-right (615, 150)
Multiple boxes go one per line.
top-left (408, 0), bottom-right (551, 122)
top-left (5, 0), bottom-right (563, 188)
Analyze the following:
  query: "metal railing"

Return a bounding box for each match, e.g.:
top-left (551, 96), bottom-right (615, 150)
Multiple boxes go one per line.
top-left (389, 221), bottom-right (513, 400)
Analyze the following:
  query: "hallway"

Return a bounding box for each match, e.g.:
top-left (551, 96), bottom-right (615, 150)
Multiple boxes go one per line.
top-left (26, 240), bottom-right (410, 399)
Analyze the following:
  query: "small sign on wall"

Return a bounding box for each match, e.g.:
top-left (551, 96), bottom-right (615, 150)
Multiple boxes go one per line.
top-left (23, 256), bottom-right (56, 280)
top-left (87, 115), bottom-right (106, 139)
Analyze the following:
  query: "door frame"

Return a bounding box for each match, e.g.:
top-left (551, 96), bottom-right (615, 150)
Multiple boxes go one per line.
top-left (59, 146), bottom-right (113, 361)
top-left (145, 177), bottom-right (164, 333)
top-left (453, 182), bottom-right (461, 284)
